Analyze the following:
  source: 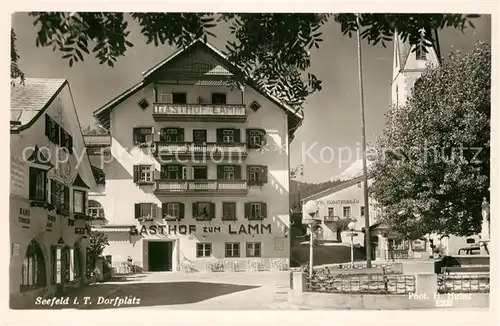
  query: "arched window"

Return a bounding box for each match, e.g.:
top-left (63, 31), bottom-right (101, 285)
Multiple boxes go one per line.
top-left (21, 240), bottom-right (46, 290)
top-left (87, 200), bottom-right (105, 220)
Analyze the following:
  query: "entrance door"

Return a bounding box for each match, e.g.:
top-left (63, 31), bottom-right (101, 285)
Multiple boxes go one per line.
top-left (147, 241), bottom-right (173, 272)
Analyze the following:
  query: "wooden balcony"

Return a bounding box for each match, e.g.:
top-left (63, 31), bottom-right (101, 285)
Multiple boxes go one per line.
top-left (156, 142), bottom-right (247, 160)
top-left (155, 179), bottom-right (248, 196)
top-left (84, 134), bottom-right (112, 156)
top-left (152, 103), bottom-right (247, 123)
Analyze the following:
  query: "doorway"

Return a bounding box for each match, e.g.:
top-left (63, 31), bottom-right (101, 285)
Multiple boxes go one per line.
top-left (147, 241), bottom-right (173, 272)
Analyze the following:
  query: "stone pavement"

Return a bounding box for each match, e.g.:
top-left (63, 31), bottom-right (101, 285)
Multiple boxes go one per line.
top-left (46, 271), bottom-right (306, 310)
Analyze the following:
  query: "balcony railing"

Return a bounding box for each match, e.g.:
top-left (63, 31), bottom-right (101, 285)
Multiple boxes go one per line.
top-left (155, 179), bottom-right (248, 196)
top-left (324, 216), bottom-right (340, 222)
top-left (83, 134), bottom-right (111, 147)
top-left (152, 103), bottom-right (247, 122)
top-left (156, 142), bottom-right (247, 160)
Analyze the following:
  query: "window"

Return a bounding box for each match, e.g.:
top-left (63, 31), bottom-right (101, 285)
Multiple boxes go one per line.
top-left (158, 93), bottom-right (173, 104)
top-left (21, 240), bottom-right (46, 290)
top-left (29, 167), bottom-right (47, 202)
top-left (246, 242), bottom-right (261, 257)
top-left (247, 129), bottom-right (266, 149)
top-left (87, 200), bottom-right (105, 219)
top-left (328, 207), bottom-right (334, 217)
top-left (216, 128), bottom-right (240, 143)
top-left (45, 115), bottom-right (61, 145)
top-left (160, 128), bottom-right (184, 142)
top-left (162, 202), bottom-right (184, 220)
top-left (395, 85), bottom-right (399, 107)
top-left (218, 165), bottom-right (241, 180)
top-left (343, 206), bottom-right (351, 218)
top-left (193, 202), bottom-right (215, 220)
top-left (134, 203), bottom-right (156, 219)
top-left (223, 129), bottom-right (234, 143)
top-left (172, 92), bottom-right (187, 104)
top-left (222, 202), bottom-right (237, 221)
top-left (193, 166), bottom-right (208, 180)
top-left (211, 93), bottom-right (227, 104)
top-left (245, 202), bottom-right (267, 220)
top-left (357, 182), bottom-right (361, 188)
top-left (133, 127), bottom-right (153, 146)
top-left (137, 98), bottom-right (150, 110)
top-left (415, 47), bottom-right (427, 61)
top-left (360, 206), bottom-right (365, 217)
top-left (133, 165), bottom-right (154, 184)
top-left (196, 243), bottom-right (212, 258)
top-left (247, 165), bottom-right (268, 185)
top-left (73, 190), bottom-right (86, 214)
top-left (225, 242), bottom-right (240, 258)
top-left (51, 180), bottom-right (69, 214)
top-left (193, 130), bottom-right (207, 143)
top-left (59, 129), bottom-right (73, 154)
top-left (249, 101), bottom-right (261, 111)
top-left (161, 165), bottom-right (181, 180)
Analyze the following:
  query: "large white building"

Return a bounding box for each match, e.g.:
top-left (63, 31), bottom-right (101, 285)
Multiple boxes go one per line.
top-left (10, 78), bottom-right (97, 307)
top-left (85, 40), bottom-right (303, 272)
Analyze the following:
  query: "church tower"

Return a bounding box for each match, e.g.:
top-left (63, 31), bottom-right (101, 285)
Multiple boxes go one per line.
top-left (391, 30), bottom-right (442, 108)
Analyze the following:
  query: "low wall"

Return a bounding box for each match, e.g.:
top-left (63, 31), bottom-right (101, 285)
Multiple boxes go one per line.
top-left (289, 272), bottom-right (489, 309)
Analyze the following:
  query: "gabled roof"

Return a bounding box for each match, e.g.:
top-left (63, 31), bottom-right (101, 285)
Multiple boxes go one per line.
top-left (10, 78), bottom-right (68, 132)
top-left (93, 40), bottom-right (304, 134)
top-left (301, 175), bottom-right (366, 203)
top-left (73, 173), bottom-right (91, 189)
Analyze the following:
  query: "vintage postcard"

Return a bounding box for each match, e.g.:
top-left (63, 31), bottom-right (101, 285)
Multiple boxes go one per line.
top-left (3, 4), bottom-right (496, 325)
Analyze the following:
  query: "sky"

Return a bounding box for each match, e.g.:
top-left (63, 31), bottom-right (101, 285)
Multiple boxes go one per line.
top-left (12, 13), bottom-right (491, 183)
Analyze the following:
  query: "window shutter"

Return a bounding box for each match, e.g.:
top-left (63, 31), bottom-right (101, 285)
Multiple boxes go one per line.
top-left (217, 165), bottom-right (224, 179)
top-left (133, 165), bottom-right (140, 182)
top-left (51, 180), bottom-right (56, 205)
top-left (216, 128), bottom-right (223, 143)
top-left (192, 202), bottom-right (198, 218)
top-left (262, 202), bottom-right (268, 219)
top-left (210, 203), bottom-right (216, 220)
top-left (68, 135), bottom-right (73, 154)
top-left (55, 124), bottom-right (60, 145)
top-left (45, 116), bottom-right (51, 139)
top-left (244, 203), bottom-right (249, 219)
top-left (179, 203), bottom-right (185, 220)
top-left (260, 166), bottom-right (268, 184)
top-left (83, 192), bottom-right (87, 215)
top-left (246, 129), bottom-right (251, 148)
top-left (64, 186), bottom-right (69, 210)
top-left (260, 129), bottom-right (267, 147)
top-left (235, 165), bottom-right (241, 179)
top-left (152, 204), bottom-right (157, 219)
top-left (134, 203), bottom-right (140, 219)
top-left (29, 168), bottom-right (37, 200)
top-left (153, 168), bottom-right (160, 181)
top-left (178, 128), bottom-right (184, 142)
top-left (234, 129), bottom-right (240, 142)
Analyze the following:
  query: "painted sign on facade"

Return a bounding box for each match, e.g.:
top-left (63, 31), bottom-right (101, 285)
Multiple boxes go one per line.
top-left (155, 105), bottom-right (245, 116)
top-left (131, 223), bottom-right (272, 236)
top-left (316, 199), bottom-right (360, 205)
top-left (18, 208), bottom-right (31, 225)
top-left (10, 156), bottom-right (26, 197)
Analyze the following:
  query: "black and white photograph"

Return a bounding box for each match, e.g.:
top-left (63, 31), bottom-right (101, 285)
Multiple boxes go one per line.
top-left (5, 5), bottom-right (495, 322)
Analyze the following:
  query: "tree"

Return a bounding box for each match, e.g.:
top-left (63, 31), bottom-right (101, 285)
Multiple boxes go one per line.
top-left (12, 13), bottom-right (480, 105)
top-left (370, 42), bottom-right (490, 239)
top-left (87, 230), bottom-right (109, 268)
